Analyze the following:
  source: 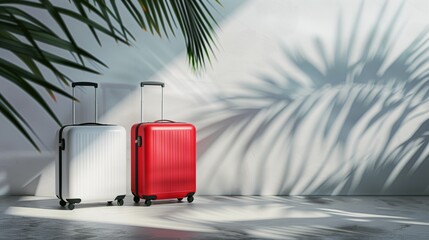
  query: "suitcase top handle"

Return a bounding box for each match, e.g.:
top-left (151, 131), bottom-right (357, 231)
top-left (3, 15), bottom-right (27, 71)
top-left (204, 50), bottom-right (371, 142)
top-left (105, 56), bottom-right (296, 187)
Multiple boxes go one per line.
top-left (72, 81), bottom-right (98, 124)
top-left (154, 119), bottom-right (175, 123)
top-left (140, 81), bottom-right (165, 122)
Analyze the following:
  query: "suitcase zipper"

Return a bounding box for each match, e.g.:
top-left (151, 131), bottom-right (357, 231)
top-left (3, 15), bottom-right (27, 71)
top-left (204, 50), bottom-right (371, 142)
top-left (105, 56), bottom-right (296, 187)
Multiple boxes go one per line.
top-left (134, 123), bottom-right (143, 198)
top-left (58, 125), bottom-right (70, 201)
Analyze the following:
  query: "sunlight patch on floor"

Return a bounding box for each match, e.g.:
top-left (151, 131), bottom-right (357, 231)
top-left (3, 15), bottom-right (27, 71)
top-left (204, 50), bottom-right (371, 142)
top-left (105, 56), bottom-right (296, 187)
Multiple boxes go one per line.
top-left (319, 208), bottom-right (411, 220)
top-left (5, 206), bottom-right (216, 233)
top-left (184, 204), bottom-right (330, 222)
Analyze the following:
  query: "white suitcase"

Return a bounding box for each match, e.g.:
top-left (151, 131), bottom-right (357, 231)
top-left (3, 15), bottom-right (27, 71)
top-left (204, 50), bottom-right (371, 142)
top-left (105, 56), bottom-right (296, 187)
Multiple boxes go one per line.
top-left (56, 82), bottom-right (126, 210)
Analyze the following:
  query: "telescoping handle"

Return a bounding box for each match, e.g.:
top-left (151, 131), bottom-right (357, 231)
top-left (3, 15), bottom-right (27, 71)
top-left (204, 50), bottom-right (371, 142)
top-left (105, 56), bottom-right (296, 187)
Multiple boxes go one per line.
top-left (140, 81), bottom-right (164, 122)
top-left (72, 81), bottom-right (98, 124)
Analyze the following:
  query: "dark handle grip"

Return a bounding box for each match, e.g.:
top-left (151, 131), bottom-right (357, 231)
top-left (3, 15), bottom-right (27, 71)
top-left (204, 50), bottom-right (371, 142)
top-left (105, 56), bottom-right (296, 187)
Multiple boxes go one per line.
top-left (154, 119), bottom-right (175, 123)
top-left (72, 82), bottom-right (98, 88)
top-left (140, 81), bottom-right (165, 87)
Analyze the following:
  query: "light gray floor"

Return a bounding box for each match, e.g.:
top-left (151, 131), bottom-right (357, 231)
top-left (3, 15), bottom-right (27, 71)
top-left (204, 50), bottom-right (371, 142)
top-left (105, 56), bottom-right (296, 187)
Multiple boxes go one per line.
top-left (1, 196), bottom-right (429, 239)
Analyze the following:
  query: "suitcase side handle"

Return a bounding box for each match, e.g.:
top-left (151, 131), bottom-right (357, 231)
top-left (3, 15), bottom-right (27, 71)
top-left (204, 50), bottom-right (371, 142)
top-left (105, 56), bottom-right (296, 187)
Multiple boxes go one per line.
top-left (140, 81), bottom-right (165, 122)
top-left (72, 81), bottom-right (98, 124)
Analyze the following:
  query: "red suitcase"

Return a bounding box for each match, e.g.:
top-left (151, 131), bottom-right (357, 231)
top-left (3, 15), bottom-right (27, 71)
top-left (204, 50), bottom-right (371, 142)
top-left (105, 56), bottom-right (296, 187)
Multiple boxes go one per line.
top-left (131, 81), bottom-right (196, 206)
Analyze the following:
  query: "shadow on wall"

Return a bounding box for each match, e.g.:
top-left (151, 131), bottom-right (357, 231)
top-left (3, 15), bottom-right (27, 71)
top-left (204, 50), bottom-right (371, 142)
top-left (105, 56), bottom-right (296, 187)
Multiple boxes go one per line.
top-left (0, 154), bottom-right (49, 195)
top-left (195, 0), bottom-right (429, 195)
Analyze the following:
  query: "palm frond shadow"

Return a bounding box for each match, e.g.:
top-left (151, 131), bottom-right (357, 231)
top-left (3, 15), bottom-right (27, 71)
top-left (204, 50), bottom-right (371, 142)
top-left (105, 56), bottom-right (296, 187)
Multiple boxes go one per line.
top-left (194, 0), bottom-right (429, 194)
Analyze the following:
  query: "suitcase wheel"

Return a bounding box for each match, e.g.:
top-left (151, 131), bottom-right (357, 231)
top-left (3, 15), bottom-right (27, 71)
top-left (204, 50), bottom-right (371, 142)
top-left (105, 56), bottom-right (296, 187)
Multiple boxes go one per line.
top-left (68, 203), bottom-right (75, 210)
top-left (187, 196), bottom-right (194, 203)
top-left (117, 199), bottom-right (124, 206)
top-left (144, 199), bottom-right (152, 206)
top-left (133, 196), bottom-right (140, 203)
top-left (177, 198), bottom-right (183, 202)
top-left (59, 200), bottom-right (67, 207)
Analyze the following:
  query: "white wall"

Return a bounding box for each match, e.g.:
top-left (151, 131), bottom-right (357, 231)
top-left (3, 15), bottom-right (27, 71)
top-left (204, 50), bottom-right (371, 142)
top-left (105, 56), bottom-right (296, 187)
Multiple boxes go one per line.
top-left (2, 0), bottom-right (429, 196)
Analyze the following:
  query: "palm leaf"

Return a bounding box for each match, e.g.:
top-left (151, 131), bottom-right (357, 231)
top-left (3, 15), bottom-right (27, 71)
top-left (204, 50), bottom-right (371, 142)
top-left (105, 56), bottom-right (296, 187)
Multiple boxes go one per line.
top-left (0, 0), bottom-right (220, 150)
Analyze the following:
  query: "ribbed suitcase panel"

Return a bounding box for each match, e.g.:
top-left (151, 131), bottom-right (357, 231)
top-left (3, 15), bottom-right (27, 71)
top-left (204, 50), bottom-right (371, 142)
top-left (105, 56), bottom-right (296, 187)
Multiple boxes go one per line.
top-left (61, 126), bottom-right (126, 202)
top-left (144, 124), bottom-right (196, 197)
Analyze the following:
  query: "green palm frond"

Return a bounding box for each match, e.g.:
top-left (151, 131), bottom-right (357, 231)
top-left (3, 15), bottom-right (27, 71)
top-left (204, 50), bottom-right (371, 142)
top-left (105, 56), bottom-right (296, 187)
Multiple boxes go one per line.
top-left (0, 0), bottom-right (220, 150)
